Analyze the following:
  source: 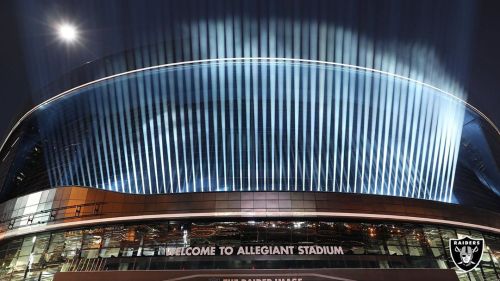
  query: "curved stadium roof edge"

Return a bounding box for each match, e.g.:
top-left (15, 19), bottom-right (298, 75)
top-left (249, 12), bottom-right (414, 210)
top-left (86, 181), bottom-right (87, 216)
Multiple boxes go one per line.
top-left (1, 57), bottom-right (498, 156)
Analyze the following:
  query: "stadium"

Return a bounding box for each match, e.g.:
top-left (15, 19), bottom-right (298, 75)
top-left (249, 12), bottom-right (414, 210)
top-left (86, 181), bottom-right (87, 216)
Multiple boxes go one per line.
top-left (0, 2), bottom-right (499, 281)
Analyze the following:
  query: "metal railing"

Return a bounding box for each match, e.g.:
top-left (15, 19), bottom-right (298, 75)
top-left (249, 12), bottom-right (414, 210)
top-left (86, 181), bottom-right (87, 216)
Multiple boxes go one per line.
top-left (63, 257), bottom-right (107, 272)
top-left (0, 202), bottom-right (104, 233)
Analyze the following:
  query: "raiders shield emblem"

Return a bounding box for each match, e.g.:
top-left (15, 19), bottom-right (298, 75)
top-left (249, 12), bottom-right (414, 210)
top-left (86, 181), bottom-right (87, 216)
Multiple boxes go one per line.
top-left (449, 236), bottom-right (484, 272)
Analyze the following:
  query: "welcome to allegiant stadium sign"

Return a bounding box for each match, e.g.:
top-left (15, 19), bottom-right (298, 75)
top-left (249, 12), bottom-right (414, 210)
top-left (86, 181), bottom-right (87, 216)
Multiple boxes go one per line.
top-left (165, 245), bottom-right (344, 256)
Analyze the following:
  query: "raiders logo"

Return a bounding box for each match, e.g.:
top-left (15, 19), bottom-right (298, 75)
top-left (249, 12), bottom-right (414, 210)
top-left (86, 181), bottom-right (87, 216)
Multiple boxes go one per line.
top-left (449, 236), bottom-right (484, 272)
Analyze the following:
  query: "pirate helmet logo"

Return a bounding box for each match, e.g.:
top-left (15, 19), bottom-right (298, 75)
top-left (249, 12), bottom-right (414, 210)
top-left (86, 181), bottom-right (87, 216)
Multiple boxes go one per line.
top-left (449, 236), bottom-right (484, 272)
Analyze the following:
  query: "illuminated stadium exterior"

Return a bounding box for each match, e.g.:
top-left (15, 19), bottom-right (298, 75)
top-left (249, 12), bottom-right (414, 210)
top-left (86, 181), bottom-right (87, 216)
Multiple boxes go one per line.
top-left (0, 6), bottom-right (499, 281)
top-left (0, 58), bottom-right (472, 200)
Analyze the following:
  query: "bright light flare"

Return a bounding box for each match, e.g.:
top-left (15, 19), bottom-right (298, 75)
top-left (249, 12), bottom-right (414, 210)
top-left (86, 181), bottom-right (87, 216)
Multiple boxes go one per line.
top-left (57, 23), bottom-right (78, 42)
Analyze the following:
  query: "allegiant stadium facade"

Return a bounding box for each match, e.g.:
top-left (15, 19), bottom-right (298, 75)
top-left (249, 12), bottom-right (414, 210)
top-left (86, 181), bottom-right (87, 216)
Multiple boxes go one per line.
top-left (0, 3), bottom-right (499, 281)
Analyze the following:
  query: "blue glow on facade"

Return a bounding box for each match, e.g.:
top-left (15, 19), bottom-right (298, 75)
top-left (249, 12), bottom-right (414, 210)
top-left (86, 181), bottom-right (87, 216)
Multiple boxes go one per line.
top-left (0, 59), bottom-right (467, 203)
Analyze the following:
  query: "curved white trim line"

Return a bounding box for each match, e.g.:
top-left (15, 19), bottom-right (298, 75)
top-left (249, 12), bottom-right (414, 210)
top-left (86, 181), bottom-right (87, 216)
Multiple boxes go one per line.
top-left (1, 211), bottom-right (498, 241)
top-left (1, 57), bottom-right (498, 155)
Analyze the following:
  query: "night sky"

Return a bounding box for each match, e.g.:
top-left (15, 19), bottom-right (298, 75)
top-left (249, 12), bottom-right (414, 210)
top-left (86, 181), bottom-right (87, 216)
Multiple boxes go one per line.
top-left (0, 0), bottom-right (499, 141)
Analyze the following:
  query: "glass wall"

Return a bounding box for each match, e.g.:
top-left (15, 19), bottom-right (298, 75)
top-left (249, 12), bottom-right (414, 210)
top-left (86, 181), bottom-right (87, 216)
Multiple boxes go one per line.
top-left (0, 220), bottom-right (498, 281)
top-left (0, 60), bottom-right (470, 203)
